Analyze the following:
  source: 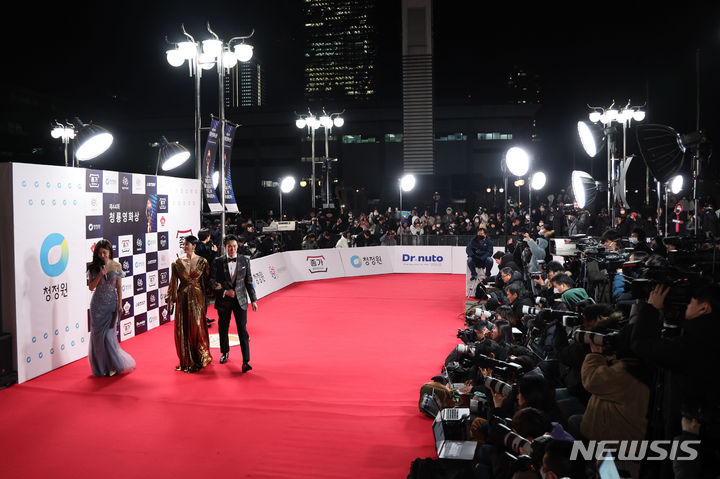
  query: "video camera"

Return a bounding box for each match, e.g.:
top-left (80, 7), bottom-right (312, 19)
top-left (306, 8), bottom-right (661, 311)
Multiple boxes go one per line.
top-left (475, 354), bottom-right (523, 381)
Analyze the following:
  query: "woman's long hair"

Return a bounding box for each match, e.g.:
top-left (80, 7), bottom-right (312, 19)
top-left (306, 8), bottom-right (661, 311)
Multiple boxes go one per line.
top-left (88, 239), bottom-right (113, 276)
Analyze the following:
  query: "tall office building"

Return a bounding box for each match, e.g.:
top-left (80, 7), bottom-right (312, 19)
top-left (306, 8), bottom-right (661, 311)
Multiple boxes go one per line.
top-left (303, 0), bottom-right (376, 101)
top-left (225, 61), bottom-right (265, 108)
top-left (401, 0), bottom-right (434, 175)
top-left (506, 66), bottom-right (541, 105)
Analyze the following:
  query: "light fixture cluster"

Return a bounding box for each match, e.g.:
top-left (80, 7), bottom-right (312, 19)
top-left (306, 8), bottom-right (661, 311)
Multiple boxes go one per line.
top-left (296, 110), bottom-right (344, 130)
top-left (166, 23), bottom-right (254, 76)
top-left (588, 103), bottom-right (645, 125)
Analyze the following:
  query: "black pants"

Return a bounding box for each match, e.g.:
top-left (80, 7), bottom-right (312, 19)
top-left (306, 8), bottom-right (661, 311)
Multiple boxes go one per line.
top-left (218, 302), bottom-right (249, 362)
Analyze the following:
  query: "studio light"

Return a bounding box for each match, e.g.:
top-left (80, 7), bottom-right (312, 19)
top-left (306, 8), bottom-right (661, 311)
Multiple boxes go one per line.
top-left (670, 175), bottom-right (684, 194)
top-left (635, 124), bottom-right (685, 183)
top-left (577, 121), bottom-right (605, 158)
top-left (295, 118), bottom-right (306, 129)
top-left (400, 174), bottom-right (416, 192)
top-left (73, 118), bottom-right (113, 162)
top-left (530, 171), bottom-right (546, 190)
top-left (333, 117), bottom-right (344, 128)
top-left (505, 147), bottom-right (530, 177)
top-left (154, 136), bottom-right (191, 174)
top-left (280, 176), bottom-right (296, 193)
top-left (571, 170), bottom-right (599, 209)
top-left (299, 180), bottom-right (308, 188)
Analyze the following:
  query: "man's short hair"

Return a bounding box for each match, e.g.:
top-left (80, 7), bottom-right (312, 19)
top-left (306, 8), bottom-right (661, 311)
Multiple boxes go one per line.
top-left (493, 251), bottom-right (504, 260)
top-left (692, 283), bottom-right (720, 314)
top-left (223, 234), bottom-right (239, 245)
top-left (551, 273), bottom-right (574, 288)
top-left (500, 267), bottom-right (513, 276)
top-left (504, 283), bottom-right (522, 297)
top-left (601, 229), bottom-right (620, 243)
top-left (545, 261), bottom-right (563, 274)
top-left (477, 227), bottom-right (487, 234)
top-left (198, 228), bottom-right (210, 242)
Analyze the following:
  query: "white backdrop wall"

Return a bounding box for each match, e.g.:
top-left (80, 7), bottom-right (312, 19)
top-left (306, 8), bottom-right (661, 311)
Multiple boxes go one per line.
top-left (2, 163), bottom-right (200, 383)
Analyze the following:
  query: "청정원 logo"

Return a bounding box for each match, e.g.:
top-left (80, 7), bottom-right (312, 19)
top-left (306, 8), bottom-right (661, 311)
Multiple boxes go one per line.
top-left (40, 233), bottom-right (69, 277)
top-left (350, 255), bottom-right (363, 269)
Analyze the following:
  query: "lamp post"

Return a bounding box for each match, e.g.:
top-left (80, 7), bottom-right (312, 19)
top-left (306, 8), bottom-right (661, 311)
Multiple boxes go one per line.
top-left (279, 176), bottom-right (295, 219)
top-left (399, 174), bottom-right (416, 213)
top-left (166, 23), bottom-right (254, 247)
top-left (582, 101), bottom-right (645, 226)
top-left (503, 147), bottom-right (530, 224)
top-left (296, 108), bottom-right (344, 210)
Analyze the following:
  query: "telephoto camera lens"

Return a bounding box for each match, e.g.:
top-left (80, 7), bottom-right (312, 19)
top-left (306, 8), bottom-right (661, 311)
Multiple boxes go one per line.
top-left (484, 377), bottom-right (513, 397)
top-left (574, 329), bottom-right (605, 346)
top-left (455, 344), bottom-right (476, 356)
top-left (497, 423), bottom-right (534, 457)
top-left (521, 305), bottom-right (542, 315)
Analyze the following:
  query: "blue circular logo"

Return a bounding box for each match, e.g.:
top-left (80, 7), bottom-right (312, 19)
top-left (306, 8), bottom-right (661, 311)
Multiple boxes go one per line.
top-left (40, 233), bottom-right (69, 277)
top-left (63, 199), bottom-right (67, 206)
top-left (26, 357), bottom-right (31, 363)
top-left (32, 337), bottom-right (36, 343)
top-left (46, 181), bottom-right (51, 188)
top-left (350, 256), bottom-right (363, 268)
top-left (41, 199), bottom-right (45, 206)
top-left (57, 182), bottom-right (62, 189)
top-left (43, 332), bottom-right (48, 339)
top-left (68, 182), bottom-right (72, 189)
top-left (75, 323), bottom-right (79, 329)
top-left (52, 199), bottom-right (56, 206)
top-left (21, 180), bottom-right (27, 187)
top-left (71, 340), bottom-right (75, 347)
top-left (60, 344), bottom-right (65, 351)
top-left (38, 352), bottom-right (43, 358)
top-left (28, 199), bottom-right (33, 206)
top-left (81, 337), bottom-right (85, 343)
top-left (55, 329), bottom-right (59, 335)
top-left (50, 348), bottom-right (54, 354)
top-left (65, 326), bottom-right (69, 332)
top-left (34, 181), bottom-right (39, 188)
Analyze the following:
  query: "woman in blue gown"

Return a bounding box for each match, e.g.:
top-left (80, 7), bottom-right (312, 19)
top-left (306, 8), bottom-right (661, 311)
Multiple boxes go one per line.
top-left (87, 239), bottom-right (136, 377)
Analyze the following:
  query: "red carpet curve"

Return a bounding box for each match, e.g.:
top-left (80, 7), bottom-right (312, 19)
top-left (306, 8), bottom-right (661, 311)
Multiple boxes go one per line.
top-left (0, 273), bottom-right (465, 479)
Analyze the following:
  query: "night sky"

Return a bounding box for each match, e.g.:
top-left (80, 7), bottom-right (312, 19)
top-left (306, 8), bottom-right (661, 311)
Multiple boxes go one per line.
top-left (4, 1), bottom-right (720, 196)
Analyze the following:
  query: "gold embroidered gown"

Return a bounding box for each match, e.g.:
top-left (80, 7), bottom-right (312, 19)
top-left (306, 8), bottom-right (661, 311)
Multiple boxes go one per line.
top-left (167, 256), bottom-right (212, 372)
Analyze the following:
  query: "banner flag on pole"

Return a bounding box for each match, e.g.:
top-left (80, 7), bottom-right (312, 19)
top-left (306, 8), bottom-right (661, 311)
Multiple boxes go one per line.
top-left (202, 119), bottom-right (222, 212)
top-left (223, 123), bottom-right (239, 213)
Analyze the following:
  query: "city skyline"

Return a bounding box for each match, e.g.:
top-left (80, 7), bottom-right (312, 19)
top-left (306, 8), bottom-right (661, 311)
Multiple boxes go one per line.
top-left (2, 1), bottom-right (719, 212)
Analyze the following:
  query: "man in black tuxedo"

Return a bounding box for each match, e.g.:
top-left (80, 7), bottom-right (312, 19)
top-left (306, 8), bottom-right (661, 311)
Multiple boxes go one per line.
top-left (210, 234), bottom-right (258, 372)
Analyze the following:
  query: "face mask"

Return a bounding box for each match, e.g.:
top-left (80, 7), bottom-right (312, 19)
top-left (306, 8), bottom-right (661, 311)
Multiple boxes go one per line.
top-left (553, 287), bottom-right (560, 294)
top-left (525, 215), bottom-right (530, 220)
top-left (629, 237), bottom-right (639, 245)
top-left (249, 247), bottom-right (256, 253)
top-left (538, 223), bottom-right (544, 228)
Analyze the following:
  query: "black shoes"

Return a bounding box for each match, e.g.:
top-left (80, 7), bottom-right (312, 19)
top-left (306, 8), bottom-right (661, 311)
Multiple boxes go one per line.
top-left (242, 362), bottom-right (252, 373)
top-left (219, 353), bottom-right (229, 364)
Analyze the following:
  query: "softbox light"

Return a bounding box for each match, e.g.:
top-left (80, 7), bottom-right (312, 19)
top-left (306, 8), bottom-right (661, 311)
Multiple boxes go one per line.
top-left (636, 124), bottom-right (685, 183)
top-left (74, 118), bottom-right (113, 161)
top-left (577, 121), bottom-right (605, 158)
top-left (571, 170), bottom-right (598, 209)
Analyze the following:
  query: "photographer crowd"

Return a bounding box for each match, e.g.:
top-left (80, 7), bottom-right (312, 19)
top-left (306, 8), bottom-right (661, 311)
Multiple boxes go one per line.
top-left (410, 198), bottom-right (720, 478)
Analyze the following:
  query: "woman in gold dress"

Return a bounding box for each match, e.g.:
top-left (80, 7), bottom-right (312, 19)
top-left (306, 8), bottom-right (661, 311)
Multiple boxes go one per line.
top-left (166, 235), bottom-right (212, 372)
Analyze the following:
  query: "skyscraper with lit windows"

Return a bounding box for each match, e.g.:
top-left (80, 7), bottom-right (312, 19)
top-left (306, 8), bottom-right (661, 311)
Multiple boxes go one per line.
top-left (303, 0), bottom-right (376, 102)
top-left (225, 61), bottom-right (265, 108)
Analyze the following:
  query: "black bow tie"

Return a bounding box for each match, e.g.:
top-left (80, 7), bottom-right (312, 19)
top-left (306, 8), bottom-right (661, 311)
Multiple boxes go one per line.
top-left (227, 258), bottom-right (237, 263)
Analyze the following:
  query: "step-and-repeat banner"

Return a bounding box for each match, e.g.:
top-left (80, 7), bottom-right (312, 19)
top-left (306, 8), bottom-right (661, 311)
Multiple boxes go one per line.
top-left (7, 163), bottom-right (200, 383)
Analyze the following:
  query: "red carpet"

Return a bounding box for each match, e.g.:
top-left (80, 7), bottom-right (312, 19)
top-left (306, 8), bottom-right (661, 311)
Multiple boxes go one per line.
top-left (0, 273), bottom-right (464, 478)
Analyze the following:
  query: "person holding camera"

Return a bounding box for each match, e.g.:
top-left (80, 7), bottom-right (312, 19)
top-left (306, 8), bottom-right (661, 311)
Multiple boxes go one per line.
top-left (631, 282), bottom-right (720, 476)
top-left (550, 273), bottom-right (590, 312)
top-left (467, 227), bottom-right (494, 281)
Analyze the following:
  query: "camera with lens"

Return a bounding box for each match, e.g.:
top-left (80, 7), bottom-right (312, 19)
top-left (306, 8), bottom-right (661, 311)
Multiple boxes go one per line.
top-left (574, 329), bottom-right (618, 349)
top-left (475, 354), bottom-right (523, 381)
top-left (484, 376), bottom-right (513, 397)
top-left (457, 328), bottom-right (477, 344)
top-left (522, 306), bottom-right (582, 328)
top-left (487, 417), bottom-right (553, 473)
top-left (455, 343), bottom-right (476, 357)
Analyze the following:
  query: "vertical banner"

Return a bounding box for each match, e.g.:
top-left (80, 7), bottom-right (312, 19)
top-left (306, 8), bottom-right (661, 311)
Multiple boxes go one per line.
top-left (203, 118), bottom-right (222, 212)
top-left (223, 123), bottom-right (239, 213)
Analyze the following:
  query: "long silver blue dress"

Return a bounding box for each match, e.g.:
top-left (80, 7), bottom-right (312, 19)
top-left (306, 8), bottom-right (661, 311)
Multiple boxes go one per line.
top-left (88, 267), bottom-right (136, 376)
